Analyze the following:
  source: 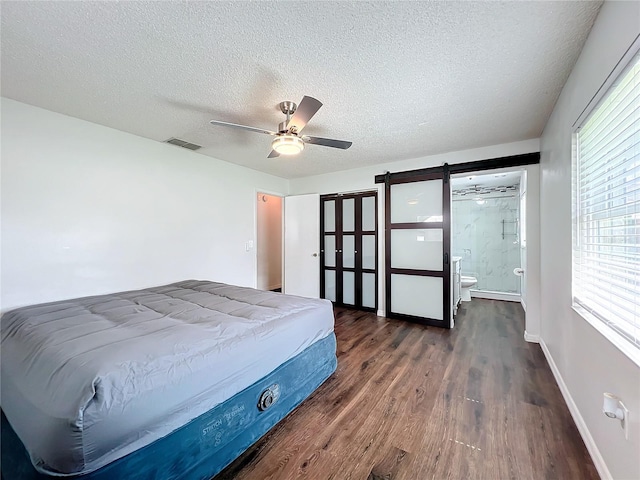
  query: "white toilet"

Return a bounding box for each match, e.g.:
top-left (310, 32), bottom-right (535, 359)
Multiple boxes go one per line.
top-left (460, 275), bottom-right (478, 302)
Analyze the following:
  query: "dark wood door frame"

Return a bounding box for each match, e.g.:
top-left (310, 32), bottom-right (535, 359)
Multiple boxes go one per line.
top-left (383, 167), bottom-right (451, 327)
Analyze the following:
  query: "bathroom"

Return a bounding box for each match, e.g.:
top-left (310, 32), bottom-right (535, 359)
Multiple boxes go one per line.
top-left (451, 170), bottom-right (525, 304)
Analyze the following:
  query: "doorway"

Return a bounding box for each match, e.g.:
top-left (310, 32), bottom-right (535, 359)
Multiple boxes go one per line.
top-left (320, 191), bottom-right (378, 311)
top-left (450, 169), bottom-right (525, 303)
top-left (256, 192), bottom-right (283, 291)
top-left (374, 153), bottom-right (539, 334)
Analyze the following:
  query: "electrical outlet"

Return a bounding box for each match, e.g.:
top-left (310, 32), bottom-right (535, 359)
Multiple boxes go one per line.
top-left (620, 402), bottom-right (629, 440)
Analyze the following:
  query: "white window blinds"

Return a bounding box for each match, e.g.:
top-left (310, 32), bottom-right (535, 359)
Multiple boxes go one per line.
top-left (573, 51), bottom-right (640, 351)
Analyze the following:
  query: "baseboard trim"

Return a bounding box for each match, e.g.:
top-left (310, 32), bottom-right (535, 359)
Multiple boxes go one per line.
top-left (523, 331), bottom-right (539, 343)
top-left (376, 309), bottom-right (384, 317)
top-left (539, 339), bottom-right (611, 480)
top-left (470, 290), bottom-right (520, 302)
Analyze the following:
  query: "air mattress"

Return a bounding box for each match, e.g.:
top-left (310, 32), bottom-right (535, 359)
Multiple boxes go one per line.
top-left (1, 332), bottom-right (337, 479)
top-left (1, 280), bottom-right (335, 476)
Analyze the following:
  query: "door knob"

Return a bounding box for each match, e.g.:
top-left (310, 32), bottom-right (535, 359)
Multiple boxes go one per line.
top-left (312, 253), bottom-right (318, 257)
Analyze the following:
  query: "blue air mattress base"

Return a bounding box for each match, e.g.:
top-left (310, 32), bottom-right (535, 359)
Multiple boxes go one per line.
top-left (1, 332), bottom-right (337, 480)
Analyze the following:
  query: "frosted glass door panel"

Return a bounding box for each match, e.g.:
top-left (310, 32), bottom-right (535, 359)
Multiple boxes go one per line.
top-left (391, 229), bottom-right (443, 270)
top-left (321, 192), bottom-right (377, 311)
top-left (362, 235), bottom-right (376, 269)
top-left (324, 236), bottom-right (336, 267)
top-left (362, 196), bottom-right (376, 231)
top-left (343, 271), bottom-right (355, 305)
top-left (343, 198), bottom-right (355, 231)
top-left (324, 200), bottom-right (336, 232)
top-left (325, 271), bottom-right (336, 302)
top-left (391, 274), bottom-right (443, 320)
top-left (362, 273), bottom-right (376, 308)
top-left (391, 181), bottom-right (443, 223)
top-left (343, 235), bottom-right (355, 268)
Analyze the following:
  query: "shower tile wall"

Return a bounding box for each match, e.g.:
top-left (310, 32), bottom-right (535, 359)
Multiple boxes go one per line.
top-left (452, 196), bottom-right (520, 293)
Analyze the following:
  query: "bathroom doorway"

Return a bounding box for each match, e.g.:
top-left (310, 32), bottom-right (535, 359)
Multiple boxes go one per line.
top-left (256, 192), bottom-right (283, 291)
top-left (450, 169), bottom-right (525, 303)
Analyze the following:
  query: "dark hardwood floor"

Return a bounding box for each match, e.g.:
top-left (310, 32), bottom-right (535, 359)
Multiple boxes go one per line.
top-left (216, 299), bottom-right (598, 480)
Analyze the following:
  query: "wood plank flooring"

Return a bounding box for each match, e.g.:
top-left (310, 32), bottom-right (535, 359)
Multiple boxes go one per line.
top-left (215, 299), bottom-right (598, 480)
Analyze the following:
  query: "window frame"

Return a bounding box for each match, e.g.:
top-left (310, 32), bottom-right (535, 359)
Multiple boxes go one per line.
top-left (571, 39), bottom-right (640, 367)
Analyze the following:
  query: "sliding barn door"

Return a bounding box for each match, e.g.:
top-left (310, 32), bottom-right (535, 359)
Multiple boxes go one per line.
top-left (385, 168), bottom-right (451, 327)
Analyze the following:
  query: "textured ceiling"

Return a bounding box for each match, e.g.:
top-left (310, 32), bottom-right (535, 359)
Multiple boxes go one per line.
top-left (1, 1), bottom-right (601, 179)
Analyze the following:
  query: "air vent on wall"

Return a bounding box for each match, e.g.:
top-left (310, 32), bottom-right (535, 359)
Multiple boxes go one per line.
top-left (164, 138), bottom-right (202, 151)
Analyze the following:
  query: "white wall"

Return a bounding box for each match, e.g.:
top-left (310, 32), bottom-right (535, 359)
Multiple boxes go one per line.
top-left (519, 173), bottom-right (527, 309)
top-left (290, 139), bottom-right (540, 196)
top-left (524, 164), bottom-right (541, 341)
top-left (256, 193), bottom-right (282, 291)
top-left (1, 98), bottom-right (288, 311)
top-left (290, 139), bottom-right (541, 334)
top-left (539, 2), bottom-right (640, 479)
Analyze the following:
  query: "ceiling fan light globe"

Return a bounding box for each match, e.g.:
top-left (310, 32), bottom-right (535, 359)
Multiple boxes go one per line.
top-left (272, 135), bottom-right (304, 155)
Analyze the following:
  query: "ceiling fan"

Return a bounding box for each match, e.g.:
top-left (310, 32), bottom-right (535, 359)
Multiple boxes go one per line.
top-left (209, 96), bottom-right (352, 158)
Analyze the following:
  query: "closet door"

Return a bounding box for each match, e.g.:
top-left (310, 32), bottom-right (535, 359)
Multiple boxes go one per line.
top-left (321, 198), bottom-right (338, 303)
top-left (320, 192), bottom-right (377, 311)
top-left (385, 169), bottom-right (451, 327)
top-left (341, 197), bottom-right (356, 306)
top-left (360, 194), bottom-right (377, 310)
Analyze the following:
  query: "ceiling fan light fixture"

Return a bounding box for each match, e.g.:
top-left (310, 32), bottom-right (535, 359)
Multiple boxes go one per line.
top-left (272, 134), bottom-right (304, 155)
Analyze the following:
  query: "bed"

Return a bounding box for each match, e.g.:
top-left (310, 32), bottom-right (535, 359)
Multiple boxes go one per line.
top-left (1, 280), bottom-right (337, 479)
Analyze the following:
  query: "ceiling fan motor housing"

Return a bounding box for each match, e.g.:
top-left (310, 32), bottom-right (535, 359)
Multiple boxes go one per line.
top-left (279, 101), bottom-right (297, 115)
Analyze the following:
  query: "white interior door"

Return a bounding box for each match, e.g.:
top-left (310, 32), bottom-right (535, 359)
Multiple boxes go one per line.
top-left (284, 194), bottom-right (320, 298)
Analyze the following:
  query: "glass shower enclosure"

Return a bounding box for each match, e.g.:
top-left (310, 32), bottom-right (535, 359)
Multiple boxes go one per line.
top-left (452, 195), bottom-right (521, 296)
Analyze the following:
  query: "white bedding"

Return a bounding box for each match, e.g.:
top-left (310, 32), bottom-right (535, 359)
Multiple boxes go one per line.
top-left (1, 280), bottom-right (334, 475)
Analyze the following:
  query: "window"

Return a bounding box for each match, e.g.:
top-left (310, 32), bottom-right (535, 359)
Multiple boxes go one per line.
top-left (573, 50), bottom-right (640, 356)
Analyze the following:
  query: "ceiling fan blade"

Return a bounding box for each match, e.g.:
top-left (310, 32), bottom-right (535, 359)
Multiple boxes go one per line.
top-left (287, 96), bottom-right (323, 133)
top-left (209, 120), bottom-right (277, 136)
top-left (303, 136), bottom-right (352, 150)
top-left (267, 150), bottom-right (280, 158)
